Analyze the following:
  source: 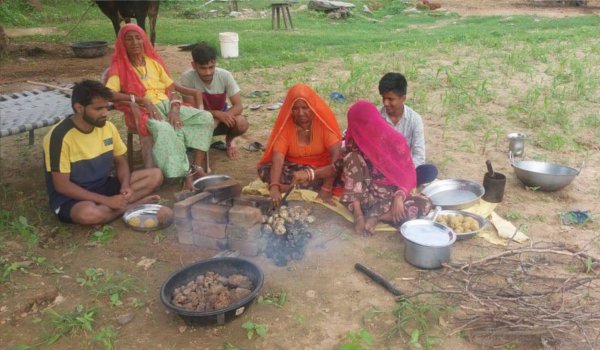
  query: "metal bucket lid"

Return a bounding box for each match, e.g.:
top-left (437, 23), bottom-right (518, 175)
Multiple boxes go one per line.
top-left (400, 220), bottom-right (456, 247)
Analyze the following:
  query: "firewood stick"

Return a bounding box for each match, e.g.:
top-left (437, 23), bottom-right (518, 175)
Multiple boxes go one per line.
top-left (26, 80), bottom-right (73, 93)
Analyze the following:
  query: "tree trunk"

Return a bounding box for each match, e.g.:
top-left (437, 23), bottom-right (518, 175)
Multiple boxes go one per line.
top-left (0, 25), bottom-right (8, 56)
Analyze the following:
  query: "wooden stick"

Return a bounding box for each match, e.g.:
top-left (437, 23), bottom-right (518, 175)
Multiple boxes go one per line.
top-left (26, 81), bottom-right (73, 93)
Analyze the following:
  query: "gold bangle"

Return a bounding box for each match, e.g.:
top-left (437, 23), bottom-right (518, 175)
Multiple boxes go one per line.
top-left (304, 168), bottom-right (312, 181)
top-left (308, 168), bottom-right (315, 181)
top-left (394, 190), bottom-right (406, 201)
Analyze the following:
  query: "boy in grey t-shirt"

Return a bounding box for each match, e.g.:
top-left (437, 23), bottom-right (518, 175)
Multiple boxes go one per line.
top-left (180, 43), bottom-right (247, 159)
top-left (378, 72), bottom-right (437, 186)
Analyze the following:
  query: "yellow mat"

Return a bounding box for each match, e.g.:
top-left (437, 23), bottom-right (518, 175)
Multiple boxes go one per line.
top-left (242, 178), bottom-right (529, 244)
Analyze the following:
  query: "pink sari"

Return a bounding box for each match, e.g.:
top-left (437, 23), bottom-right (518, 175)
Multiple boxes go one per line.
top-left (345, 100), bottom-right (416, 197)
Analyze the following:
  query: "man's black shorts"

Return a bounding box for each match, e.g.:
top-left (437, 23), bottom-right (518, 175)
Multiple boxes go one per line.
top-left (56, 177), bottom-right (121, 223)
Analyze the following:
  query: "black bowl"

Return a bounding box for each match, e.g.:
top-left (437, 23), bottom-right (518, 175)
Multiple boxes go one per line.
top-left (70, 41), bottom-right (108, 58)
top-left (160, 257), bottom-right (264, 325)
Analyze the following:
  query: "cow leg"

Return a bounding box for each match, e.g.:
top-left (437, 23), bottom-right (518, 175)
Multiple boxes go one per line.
top-left (135, 13), bottom-right (147, 32)
top-left (148, 2), bottom-right (160, 46)
top-left (149, 14), bottom-right (157, 46)
top-left (111, 19), bottom-right (121, 38)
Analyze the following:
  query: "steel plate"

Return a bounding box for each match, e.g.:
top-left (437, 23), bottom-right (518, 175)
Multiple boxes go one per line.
top-left (192, 174), bottom-right (232, 192)
top-left (123, 204), bottom-right (172, 232)
top-left (421, 179), bottom-right (485, 209)
top-left (428, 210), bottom-right (486, 240)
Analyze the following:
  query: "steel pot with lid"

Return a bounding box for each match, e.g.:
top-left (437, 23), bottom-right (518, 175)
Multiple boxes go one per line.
top-left (400, 219), bottom-right (456, 269)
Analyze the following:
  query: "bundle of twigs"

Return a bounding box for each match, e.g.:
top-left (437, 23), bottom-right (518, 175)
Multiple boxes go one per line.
top-left (406, 243), bottom-right (600, 349)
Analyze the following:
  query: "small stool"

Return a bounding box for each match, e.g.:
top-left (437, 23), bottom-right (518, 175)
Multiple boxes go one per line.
top-left (126, 128), bottom-right (139, 169)
top-left (271, 3), bottom-right (293, 30)
top-left (127, 128), bottom-right (210, 173)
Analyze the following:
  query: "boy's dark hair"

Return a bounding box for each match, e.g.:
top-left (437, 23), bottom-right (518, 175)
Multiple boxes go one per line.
top-left (71, 80), bottom-right (113, 112)
top-left (378, 72), bottom-right (408, 96)
top-left (191, 42), bottom-right (217, 64)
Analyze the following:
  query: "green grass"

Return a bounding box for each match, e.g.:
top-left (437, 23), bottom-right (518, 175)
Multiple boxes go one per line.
top-left (77, 268), bottom-right (141, 306)
top-left (43, 305), bottom-right (98, 345)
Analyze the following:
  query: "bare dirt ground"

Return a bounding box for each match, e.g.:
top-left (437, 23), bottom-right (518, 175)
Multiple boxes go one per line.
top-left (1, 1), bottom-right (599, 349)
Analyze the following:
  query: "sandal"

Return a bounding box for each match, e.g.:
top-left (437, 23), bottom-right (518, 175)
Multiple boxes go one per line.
top-left (246, 90), bottom-right (270, 98)
top-left (210, 140), bottom-right (227, 151)
top-left (243, 141), bottom-right (265, 152)
top-left (249, 103), bottom-right (262, 110)
top-left (267, 102), bottom-right (283, 110)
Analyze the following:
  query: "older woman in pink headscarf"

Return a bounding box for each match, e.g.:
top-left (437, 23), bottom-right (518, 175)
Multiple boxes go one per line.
top-left (339, 100), bottom-right (431, 235)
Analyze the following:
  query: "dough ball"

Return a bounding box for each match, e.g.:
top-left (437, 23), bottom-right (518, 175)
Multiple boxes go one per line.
top-left (143, 217), bottom-right (158, 228)
top-left (435, 215), bottom-right (447, 224)
top-left (156, 206), bottom-right (174, 224)
top-left (128, 216), bottom-right (141, 227)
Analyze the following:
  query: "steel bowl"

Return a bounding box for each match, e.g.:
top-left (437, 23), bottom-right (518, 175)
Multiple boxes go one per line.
top-left (123, 204), bottom-right (172, 232)
top-left (160, 257), bottom-right (264, 325)
top-left (192, 174), bottom-right (232, 192)
top-left (70, 41), bottom-right (108, 58)
top-left (511, 158), bottom-right (580, 192)
top-left (400, 219), bottom-right (456, 269)
top-left (428, 210), bottom-right (486, 240)
top-left (421, 179), bottom-right (485, 209)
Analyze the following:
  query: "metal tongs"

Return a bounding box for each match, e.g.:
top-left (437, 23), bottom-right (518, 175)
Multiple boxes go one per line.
top-left (269, 183), bottom-right (296, 214)
top-left (280, 183), bottom-right (295, 206)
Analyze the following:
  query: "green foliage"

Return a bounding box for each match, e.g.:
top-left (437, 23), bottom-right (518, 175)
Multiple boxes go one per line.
top-left (77, 267), bottom-right (104, 287)
top-left (29, 254), bottom-right (64, 274)
top-left (9, 216), bottom-right (39, 246)
top-left (0, 0), bottom-right (93, 27)
top-left (77, 268), bottom-right (140, 306)
top-left (241, 320), bottom-right (268, 340)
top-left (7, 345), bottom-right (37, 350)
top-left (43, 305), bottom-right (98, 345)
top-left (0, 0), bottom-right (39, 26)
top-left (0, 260), bottom-right (27, 283)
top-left (90, 225), bottom-right (116, 244)
top-left (389, 298), bottom-right (451, 350)
top-left (257, 289), bottom-right (287, 308)
top-left (336, 328), bottom-right (374, 350)
top-left (0, 209), bottom-right (11, 231)
top-left (94, 326), bottom-right (117, 350)
top-left (504, 211), bottom-right (522, 220)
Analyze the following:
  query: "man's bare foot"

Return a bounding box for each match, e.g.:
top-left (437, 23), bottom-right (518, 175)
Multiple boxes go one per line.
top-left (226, 136), bottom-right (239, 160)
top-left (227, 144), bottom-right (239, 159)
top-left (130, 195), bottom-right (161, 207)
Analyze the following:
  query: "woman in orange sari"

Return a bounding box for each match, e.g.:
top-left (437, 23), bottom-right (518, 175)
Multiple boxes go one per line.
top-left (258, 84), bottom-right (342, 206)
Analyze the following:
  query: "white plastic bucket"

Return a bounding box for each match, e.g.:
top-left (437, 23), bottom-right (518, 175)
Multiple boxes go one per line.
top-left (219, 32), bottom-right (239, 58)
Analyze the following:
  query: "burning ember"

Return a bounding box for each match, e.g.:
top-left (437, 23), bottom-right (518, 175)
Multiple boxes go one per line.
top-left (261, 205), bottom-right (315, 266)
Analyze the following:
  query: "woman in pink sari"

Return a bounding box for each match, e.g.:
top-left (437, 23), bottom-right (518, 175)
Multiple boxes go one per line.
top-left (339, 100), bottom-right (432, 235)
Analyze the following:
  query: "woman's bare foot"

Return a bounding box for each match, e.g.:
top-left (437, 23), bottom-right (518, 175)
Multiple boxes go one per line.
top-left (182, 172), bottom-right (194, 192)
top-left (191, 165), bottom-right (207, 180)
top-left (364, 217), bottom-right (378, 236)
top-left (354, 215), bottom-right (366, 235)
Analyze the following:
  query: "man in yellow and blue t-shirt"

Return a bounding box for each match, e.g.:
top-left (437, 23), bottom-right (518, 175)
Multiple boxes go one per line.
top-left (43, 80), bottom-right (163, 225)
